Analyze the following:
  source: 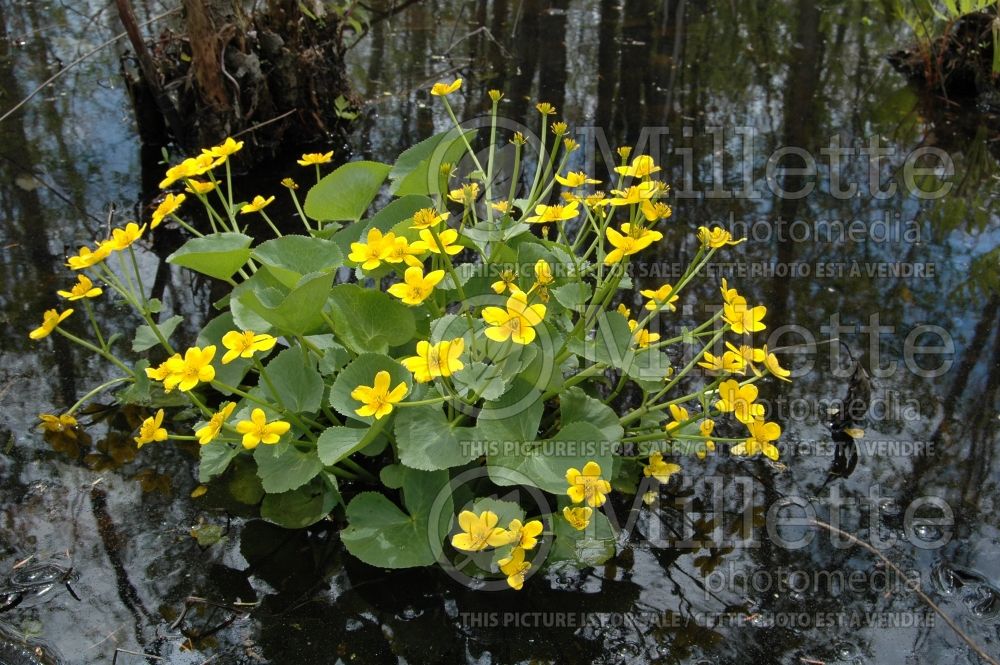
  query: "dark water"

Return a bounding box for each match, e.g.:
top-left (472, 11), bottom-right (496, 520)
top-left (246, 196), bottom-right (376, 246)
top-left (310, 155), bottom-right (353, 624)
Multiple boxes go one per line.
top-left (1, 0), bottom-right (999, 663)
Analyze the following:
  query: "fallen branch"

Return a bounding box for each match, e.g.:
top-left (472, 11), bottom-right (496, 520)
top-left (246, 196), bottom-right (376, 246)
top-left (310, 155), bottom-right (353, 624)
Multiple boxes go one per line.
top-left (0, 7), bottom-right (181, 125)
top-left (810, 518), bottom-right (998, 665)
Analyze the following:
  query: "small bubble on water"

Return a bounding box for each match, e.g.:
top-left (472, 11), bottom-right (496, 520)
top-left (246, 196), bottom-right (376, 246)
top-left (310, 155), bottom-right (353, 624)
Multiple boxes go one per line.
top-left (835, 641), bottom-right (859, 659)
top-left (962, 584), bottom-right (1000, 620)
top-left (912, 523), bottom-right (943, 541)
top-left (878, 497), bottom-right (901, 517)
top-left (395, 606), bottom-right (424, 621)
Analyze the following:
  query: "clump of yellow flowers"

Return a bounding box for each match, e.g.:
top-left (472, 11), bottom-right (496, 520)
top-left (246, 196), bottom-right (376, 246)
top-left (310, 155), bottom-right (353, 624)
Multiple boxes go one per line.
top-left (32, 77), bottom-right (792, 591)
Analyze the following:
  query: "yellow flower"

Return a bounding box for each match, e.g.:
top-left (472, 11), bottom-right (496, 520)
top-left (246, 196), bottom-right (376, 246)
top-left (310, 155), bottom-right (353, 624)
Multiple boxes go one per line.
top-left (715, 379), bottom-right (764, 424)
top-left (550, 121), bottom-right (568, 135)
top-left (280, 177), bottom-right (299, 190)
top-left (617, 146), bottom-right (633, 160)
top-left (725, 341), bottom-right (766, 374)
top-left (37, 413), bottom-right (77, 433)
top-left (697, 350), bottom-right (746, 374)
top-left (135, 408), bottom-right (169, 448)
top-left (430, 78), bottom-right (463, 96)
top-left (401, 338), bottom-right (465, 383)
top-left (491, 200), bottom-right (513, 214)
top-left (762, 346), bottom-right (792, 382)
top-left (533, 259), bottom-right (554, 286)
top-left (159, 154), bottom-right (221, 189)
top-left (616, 303), bottom-right (631, 318)
top-left (631, 325), bottom-right (660, 348)
top-left (57, 274), bottom-right (102, 301)
top-left (510, 132), bottom-right (527, 146)
top-left (562, 506), bottom-right (593, 530)
top-left (145, 354), bottom-right (180, 383)
top-left (221, 330), bottom-right (277, 364)
top-left (536, 102), bottom-right (556, 115)
top-left (640, 283), bottom-right (678, 312)
top-left (66, 244), bottom-right (111, 270)
top-left (195, 402), bottom-right (236, 445)
top-left (732, 420), bottom-right (782, 460)
top-left (205, 137), bottom-right (244, 158)
top-left (447, 183), bottom-right (480, 204)
top-left (697, 419), bottom-right (716, 460)
top-left (720, 278), bottom-right (741, 305)
top-left (498, 547), bottom-right (531, 590)
top-left (584, 191), bottom-right (609, 208)
top-left (414, 228), bottom-right (463, 255)
top-left (451, 510), bottom-right (508, 551)
top-left (185, 179), bottom-right (216, 195)
top-left (608, 181), bottom-right (657, 206)
top-left (614, 155), bottom-right (661, 178)
top-left (151, 193), bottom-right (186, 229)
top-left (565, 461), bottom-right (611, 507)
top-left (491, 268), bottom-right (517, 294)
top-left (107, 222), bottom-right (146, 251)
top-left (387, 266), bottom-right (445, 305)
top-left (29, 308), bottom-right (73, 340)
top-left (234, 408), bottom-right (291, 449)
top-left (502, 519), bottom-right (544, 550)
top-left (643, 452), bottom-right (681, 483)
top-left (167, 345), bottom-right (217, 392)
top-left (524, 201), bottom-right (579, 224)
top-left (240, 195), bottom-right (275, 214)
top-left (665, 404), bottom-right (689, 432)
top-left (482, 290), bottom-right (547, 345)
top-left (348, 228), bottom-right (393, 270)
top-left (723, 297), bottom-right (766, 334)
top-left (488, 89), bottom-right (503, 102)
top-left (409, 208), bottom-right (449, 230)
top-left (383, 236), bottom-right (426, 267)
top-left (351, 370), bottom-right (408, 420)
top-left (640, 201), bottom-right (673, 222)
top-left (697, 226), bottom-right (745, 249)
top-left (563, 137), bottom-right (579, 152)
top-left (604, 226), bottom-right (657, 265)
top-left (297, 151), bottom-right (334, 166)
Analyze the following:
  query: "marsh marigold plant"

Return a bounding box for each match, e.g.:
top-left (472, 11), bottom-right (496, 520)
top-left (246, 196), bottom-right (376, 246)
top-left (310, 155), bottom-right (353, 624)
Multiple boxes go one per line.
top-left (32, 82), bottom-right (792, 591)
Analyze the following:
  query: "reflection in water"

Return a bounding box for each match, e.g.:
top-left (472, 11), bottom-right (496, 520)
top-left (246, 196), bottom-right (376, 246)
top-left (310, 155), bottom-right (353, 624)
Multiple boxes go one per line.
top-left (0, 0), bottom-right (998, 663)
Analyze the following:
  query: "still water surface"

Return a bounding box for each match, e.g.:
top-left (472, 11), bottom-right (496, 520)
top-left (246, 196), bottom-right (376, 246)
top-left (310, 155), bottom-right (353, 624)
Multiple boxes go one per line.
top-left (0, 1), bottom-right (998, 663)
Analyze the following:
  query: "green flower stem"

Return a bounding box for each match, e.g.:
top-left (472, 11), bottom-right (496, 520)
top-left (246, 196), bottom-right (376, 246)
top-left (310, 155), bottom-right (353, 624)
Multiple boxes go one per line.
top-left (427, 225), bottom-right (467, 305)
top-left (339, 457), bottom-right (377, 483)
top-left (540, 362), bottom-right (606, 402)
top-left (526, 151), bottom-right (571, 213)
top-left (506, 141), bottom-right (523, 206)
top-left (648, 328), bottom-right (718, 351)
top-left (210, 379), bottom-right (320, 436)
top-left (127, 246), bottom-right (177, 355)
top-left (55, 328), bottom-right (133, 376)
top-left (168, 213), bottom-right (203, 237)
top-left (66, 376), bottom-right (131, 415)
top-left (484, 98), bottom-right (500, 226)
top-left (397, 395), bottom-right (450, 407)
top-left (440, 99), bottom-right (491, 223)
top-left (259, 210), bottom-right (283, 238)
top-left (207, 172), bottom-right (238, 232)
top-left (184, 390), bottom-right (215, 419)
top-left (289, 189), bottom-right (311, 233)
top-left (225, 160), bottom-right (235, 218)
top-left (314, 164), bottom-right (322, 185)
top-left (525, 117), bottom-right (548, 207)
top-left (81, 299), bottom-right (106, 350)
top-left (326, 466), bottom-right (360, 481)
top-left (620, 332), bottom-right (729, 426)
top-left (252, 357), bottom-right (292, 415)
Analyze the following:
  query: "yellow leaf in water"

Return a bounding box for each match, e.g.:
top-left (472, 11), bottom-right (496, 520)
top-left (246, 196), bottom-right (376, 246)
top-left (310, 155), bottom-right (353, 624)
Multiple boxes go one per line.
top-left (190, 485), bottom-right (208, 498)
top-left (844, 428), bottom-right (865, 439)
